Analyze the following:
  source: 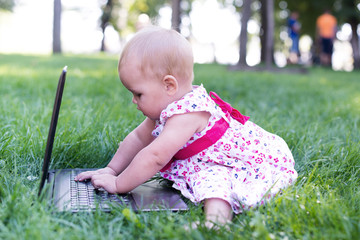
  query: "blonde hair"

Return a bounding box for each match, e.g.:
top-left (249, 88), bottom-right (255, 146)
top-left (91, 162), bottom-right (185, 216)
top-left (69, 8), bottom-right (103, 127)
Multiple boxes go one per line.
top-left (118, 26), bottom-right (194, 84)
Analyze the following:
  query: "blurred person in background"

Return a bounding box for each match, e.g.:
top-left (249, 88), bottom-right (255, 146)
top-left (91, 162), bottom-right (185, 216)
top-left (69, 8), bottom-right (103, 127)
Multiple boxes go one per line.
top-left (316, 9), bottom-right (337, 67)
top-left (287, 11), bottom-right (301, 64)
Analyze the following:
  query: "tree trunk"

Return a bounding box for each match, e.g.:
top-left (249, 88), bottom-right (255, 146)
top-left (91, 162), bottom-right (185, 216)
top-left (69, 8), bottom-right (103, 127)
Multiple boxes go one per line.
top-left (53, 0), bottom-right (62, 54)
top-left (263, 0), bottom-right (274, 69)
top-left (260, 0), bottom-right (266, 63)
top-left (171, 0), bottom-right (181, 32)
top-left (238, 0), bottom-right (252, 67)
top-left (350, 20), bottom-right (360, 69)
top-left (100, 0), bottom-right (113, 52)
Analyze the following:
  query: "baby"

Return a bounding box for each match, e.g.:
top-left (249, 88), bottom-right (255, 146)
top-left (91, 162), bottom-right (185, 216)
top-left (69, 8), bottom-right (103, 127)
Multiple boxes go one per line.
top-left (75, 26), bottom-right (298, 227)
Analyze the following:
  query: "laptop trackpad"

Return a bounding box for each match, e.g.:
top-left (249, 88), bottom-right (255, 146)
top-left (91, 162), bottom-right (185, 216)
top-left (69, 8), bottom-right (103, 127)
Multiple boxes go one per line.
top-left (131, 180), bottom-right (188, 211)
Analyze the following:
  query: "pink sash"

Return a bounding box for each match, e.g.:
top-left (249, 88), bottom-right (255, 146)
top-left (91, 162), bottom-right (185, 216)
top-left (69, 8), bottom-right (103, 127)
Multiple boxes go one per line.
top-left (160, 91), bottom-right (249, 172)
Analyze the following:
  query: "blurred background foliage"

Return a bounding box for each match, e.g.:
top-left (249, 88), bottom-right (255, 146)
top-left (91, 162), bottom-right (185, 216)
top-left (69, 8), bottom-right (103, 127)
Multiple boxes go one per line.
top-left (1, 0), bottom-right (359, 69)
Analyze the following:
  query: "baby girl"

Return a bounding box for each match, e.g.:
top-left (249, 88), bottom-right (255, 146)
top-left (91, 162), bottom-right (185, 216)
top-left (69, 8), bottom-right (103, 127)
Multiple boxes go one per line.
top-left (75, 26), bottom-right (298, 227)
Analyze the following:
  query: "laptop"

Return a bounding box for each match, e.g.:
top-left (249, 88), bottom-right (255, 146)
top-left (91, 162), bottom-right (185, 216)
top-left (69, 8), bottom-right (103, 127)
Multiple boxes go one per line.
top-left (38, 66), bottom-right (188, 213)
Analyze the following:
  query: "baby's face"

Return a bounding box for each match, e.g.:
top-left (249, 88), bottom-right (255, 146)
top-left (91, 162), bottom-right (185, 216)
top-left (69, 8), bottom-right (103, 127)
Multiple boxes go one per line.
top-left (119, 60), bottom-right (171, 120)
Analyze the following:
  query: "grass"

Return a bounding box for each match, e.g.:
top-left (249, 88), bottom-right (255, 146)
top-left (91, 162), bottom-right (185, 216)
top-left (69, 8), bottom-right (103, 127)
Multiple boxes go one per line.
top-left (0, 53), bottom-right (359, 239)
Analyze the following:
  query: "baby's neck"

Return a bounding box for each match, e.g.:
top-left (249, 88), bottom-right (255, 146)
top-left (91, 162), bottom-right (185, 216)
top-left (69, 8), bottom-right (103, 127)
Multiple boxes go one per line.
top-left (174, 84), bottom-right (193, 101)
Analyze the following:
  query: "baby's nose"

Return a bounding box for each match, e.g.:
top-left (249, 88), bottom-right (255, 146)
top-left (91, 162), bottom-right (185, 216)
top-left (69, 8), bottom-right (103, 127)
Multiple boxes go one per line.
top-left (132, 97), bottom-right (137, 104)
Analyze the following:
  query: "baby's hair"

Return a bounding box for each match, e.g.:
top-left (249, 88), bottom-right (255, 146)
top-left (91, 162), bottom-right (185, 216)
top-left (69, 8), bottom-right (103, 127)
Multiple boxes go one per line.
top-left (119, 26), bottom-right (194, 84)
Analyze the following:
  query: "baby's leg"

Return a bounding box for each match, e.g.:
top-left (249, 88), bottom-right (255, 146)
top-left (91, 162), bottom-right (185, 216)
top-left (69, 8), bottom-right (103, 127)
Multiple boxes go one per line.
top-left (204, 198), bottom-right (233, 226)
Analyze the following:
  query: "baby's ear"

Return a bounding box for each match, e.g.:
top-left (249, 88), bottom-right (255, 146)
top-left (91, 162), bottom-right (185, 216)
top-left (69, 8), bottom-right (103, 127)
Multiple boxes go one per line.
top-left (162, 75), bottom-right (178, 95)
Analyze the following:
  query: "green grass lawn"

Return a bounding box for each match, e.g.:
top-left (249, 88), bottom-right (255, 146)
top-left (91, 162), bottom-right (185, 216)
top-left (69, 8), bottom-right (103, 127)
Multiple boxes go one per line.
top-left (0, 54), bottom-right (359, 239)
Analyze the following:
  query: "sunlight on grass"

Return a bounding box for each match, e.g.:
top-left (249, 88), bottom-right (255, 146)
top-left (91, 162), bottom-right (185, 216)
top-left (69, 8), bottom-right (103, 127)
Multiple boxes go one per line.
top-left (351, 95), bottom-right (360, 115)
top-left (0, 65), bottom-right (11, 75)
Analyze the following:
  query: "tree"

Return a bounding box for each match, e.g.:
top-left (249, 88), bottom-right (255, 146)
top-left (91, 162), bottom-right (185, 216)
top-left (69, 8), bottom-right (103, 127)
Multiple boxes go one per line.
top-left (53, 0), bottom-right (62, 54)
top-left (98, 0), bottom-right (180, 51)
top-left (100, 0), bottom-right (119, 52)
top-left (262, 0), bottom-right (275, 69)
top-left (220, 0), bottom-right (275, 69)
top-left (260, 0), bottom-right (267, 63)
top-left (0, 0), bottom-right (14, 11)
top-left (236, 0), bottom-right (275, 69)
top-left (171, 0), bottom-right (193, 33)
top-left (238, 0), bottom-right (252, 67)
top-left (349, 13), bottom-right (360, 69)
top-left (171, 0), bottom-right (181, 32)
top-left (334, 0), bottom-right (360, 69)
top-left (125, 0), bottom-right (168, 31)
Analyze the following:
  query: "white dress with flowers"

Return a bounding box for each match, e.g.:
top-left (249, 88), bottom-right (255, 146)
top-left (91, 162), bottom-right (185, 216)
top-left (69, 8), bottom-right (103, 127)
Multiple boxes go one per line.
top-left (152, 85), bottom-right (298, 213)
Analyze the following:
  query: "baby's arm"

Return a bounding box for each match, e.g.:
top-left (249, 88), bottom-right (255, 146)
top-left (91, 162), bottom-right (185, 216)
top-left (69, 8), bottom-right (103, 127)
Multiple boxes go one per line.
top-left (106, 117), bottom-right (155, 173)
top-left (75, 117), bottom-right (155, 181)
top-left (91, 111), bottom-right (210, 193)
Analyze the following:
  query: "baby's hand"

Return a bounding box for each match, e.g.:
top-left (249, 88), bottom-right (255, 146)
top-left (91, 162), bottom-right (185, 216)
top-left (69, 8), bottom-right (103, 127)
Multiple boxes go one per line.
top-left (74, 167), bottom-right (116, 182)
top-left (91, 174), bottom-right (118, 194)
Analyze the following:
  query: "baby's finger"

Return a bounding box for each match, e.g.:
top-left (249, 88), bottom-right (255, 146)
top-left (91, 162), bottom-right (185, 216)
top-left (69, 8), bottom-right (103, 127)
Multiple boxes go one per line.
top-left (91, 175), bottom-right (104, 189)
top-left (74, 171), bottom-right (95, 181)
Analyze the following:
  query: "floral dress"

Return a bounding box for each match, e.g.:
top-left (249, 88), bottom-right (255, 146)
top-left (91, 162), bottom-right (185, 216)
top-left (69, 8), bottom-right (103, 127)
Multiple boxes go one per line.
top-left (152, 85), bottom-right (298, 213)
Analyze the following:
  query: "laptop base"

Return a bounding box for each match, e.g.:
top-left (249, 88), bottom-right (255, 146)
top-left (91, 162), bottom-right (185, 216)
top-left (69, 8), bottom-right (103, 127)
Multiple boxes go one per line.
top-left (47, 168), bottom-right (188, 212)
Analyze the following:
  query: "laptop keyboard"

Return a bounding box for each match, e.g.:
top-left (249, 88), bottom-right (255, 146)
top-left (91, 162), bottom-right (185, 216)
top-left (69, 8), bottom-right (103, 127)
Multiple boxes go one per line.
top-left (69, 169), bottom-right (131, 211)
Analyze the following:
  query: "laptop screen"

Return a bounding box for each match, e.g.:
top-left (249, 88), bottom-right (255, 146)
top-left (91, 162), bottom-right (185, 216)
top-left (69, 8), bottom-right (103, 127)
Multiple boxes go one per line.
top-left (38, 66), bottom-right (67, 197)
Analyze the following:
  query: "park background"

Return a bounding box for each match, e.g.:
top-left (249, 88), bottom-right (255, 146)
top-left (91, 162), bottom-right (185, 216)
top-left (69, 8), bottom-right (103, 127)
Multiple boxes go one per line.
top-left (0, 0), bottom-right (359, 70)
top-left (0, 0), bottom-right (360, 239)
